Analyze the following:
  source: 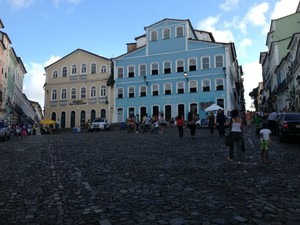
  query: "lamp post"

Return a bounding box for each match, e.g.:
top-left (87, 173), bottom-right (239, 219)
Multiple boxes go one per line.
top-left (143, 75), bottom-right (148, 86)
top-left (222, 67), bottom-right (226, 78)
top-left (184, 71), bottom-right (188, 81)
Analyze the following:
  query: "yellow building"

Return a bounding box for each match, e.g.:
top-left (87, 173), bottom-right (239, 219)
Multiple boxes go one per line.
top-left (44, 49), bottom-right (114, 128)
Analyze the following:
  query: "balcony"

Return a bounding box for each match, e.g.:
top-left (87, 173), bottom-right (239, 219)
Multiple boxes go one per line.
top-left (70, 75), bottom-right (78, 81)
top-left (79, 74), bottom-right (87, 80)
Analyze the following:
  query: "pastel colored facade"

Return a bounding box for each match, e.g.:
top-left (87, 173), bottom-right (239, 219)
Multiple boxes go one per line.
top-left (44, 49), bottom-right (114, 128)
top-left (0, 19), bottom-right (39, 125)
top-left (260, 5), bottom-right (300, 112)
top-left (113, 18), bottom-right (243, 123)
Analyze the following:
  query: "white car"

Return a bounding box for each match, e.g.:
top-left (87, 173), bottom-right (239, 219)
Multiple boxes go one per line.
top-left (89, 118), bottom-right (110, 131)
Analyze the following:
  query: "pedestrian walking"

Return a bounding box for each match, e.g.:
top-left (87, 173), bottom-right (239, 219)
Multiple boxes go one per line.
top-left (176, 114), bottom-right (184, 138)
top-left (187, 110), bottom-right (196, 139)
top-left (260, 123), bottom-right (272, 163)
top-left (135, 114), bottom-right (140, 133)
top-left (208, 111), bottom-right (215, 136)
top-left (228, 109), bottom-right (243, 163)
top-left (158, 112), bottom-right (166, 134)
top-left (216, 109), bottom-right (226, 137)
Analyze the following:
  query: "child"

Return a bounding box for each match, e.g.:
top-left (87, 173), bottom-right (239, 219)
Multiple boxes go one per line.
top-left (260, 123), bottom-right (272, 162)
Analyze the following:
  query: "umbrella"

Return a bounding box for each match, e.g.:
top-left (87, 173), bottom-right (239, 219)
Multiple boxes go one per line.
top-left (204, 104), bottom-right (223, 112)
top-left (39, 119), bottom-right (56, 125)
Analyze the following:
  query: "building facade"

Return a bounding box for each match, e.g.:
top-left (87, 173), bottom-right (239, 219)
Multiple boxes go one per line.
top-left (0, 19), bottom-right (39, 125)
top-left (44, 49), bottom-right (114, 128)
top-left (113, 18), bottom-right (242, 123)
top-left (260, 6), bottom-right (300, 112)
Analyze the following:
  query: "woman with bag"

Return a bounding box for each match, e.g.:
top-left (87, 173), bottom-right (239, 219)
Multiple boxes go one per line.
top-left (228, 109), bottom-right (243, 163)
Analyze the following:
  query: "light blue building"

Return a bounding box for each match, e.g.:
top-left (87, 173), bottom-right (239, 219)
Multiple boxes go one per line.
top-left (113, 18), bottom-right (242, 123)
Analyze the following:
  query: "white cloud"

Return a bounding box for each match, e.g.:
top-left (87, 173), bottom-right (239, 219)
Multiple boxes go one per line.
top-left (23, 55), bottom-right (61, 107)
top-left (237, 38), bottom-right (252, 58)
top-left (243, 61), bottom-right (263, 110)
top-left (197, 16), bottom-right (235, 43)
top-left (11, 0), bottom-right (35, 9)
top-left (220, 0), bottom-right (240, 11)
top-left (271, 0), bottom-right (299, 19)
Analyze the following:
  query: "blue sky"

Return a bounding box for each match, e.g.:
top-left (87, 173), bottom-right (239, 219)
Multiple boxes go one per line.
top-left (1, 0), bottom-right (299, 110)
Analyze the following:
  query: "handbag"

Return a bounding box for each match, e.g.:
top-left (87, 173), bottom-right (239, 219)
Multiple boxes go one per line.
top-left (225, 133), bottom-right (233, 146)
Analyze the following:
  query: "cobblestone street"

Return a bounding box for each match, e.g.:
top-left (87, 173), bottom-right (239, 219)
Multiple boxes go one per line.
top-left (0, 125), bottom-right (299, 225)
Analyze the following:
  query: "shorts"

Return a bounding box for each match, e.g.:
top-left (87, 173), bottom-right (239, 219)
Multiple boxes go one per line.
top-left (260, 140), bottom-right (270, 151)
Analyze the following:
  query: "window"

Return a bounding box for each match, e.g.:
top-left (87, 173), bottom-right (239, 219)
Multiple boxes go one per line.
top-left (164, 61), bottom-right (171, 74)
top-left (189, 58), bottom-right (197, 71)
top-left (71, 65), bottom-right (77, 75)
top-left (71, 88), bottom-right (77, 99)
top-left (176, 59), bottom-right (184, 72)
top-left (128, 65), bottom-right (135, 78)
top-left (62, 67), bottom-right (67, 77)
top-left (152, 84), bottom-right (159, 96)
top-left (52, 90), bottom-right (57, 100)
top-left (215, 55), bottom-right (224, 68)
top-left (91, 86), bottom-right (96, 97)
top-left (176, 26), bottom-right (184, 37)
top-left (61, 89), bottom-right (67, 99)
top-left (139, 64), bottom-right (146, 76)
top-left (101, 65), bottom-right (107, 73)
top-left (52, 71), bottom-right (58, 78)
top-left (100, 85), bottom-right (106, 97)
top-left (177, 82), bottom-right (185, 94)
top-left (140, 86), bottom-right (147, 97)
top-left (190, 80), bottom-right (197, 93)
top-left (117, 88), bottom-right (123, 99)
top-left (117, 67), bottom-right (124, 78)
top-left (216, 78), bottom-right (224, 91)
top-left (163, 28), bottom-right (170, 39)
top-left (202, 80), bottom-right (210, 92)
top-left (150, 30), bottom-right (158, 41)
top-left (81, 64), bottom-right (87, 74)
top-left (202, 57), bottom-right (210, 70)
top-left (128, 87), bottom-right (135, 98)
top-left (164, 83), bottom-right (172, 95)
top-left (91, 63), bottom-right (96, 74)
top-left (81, 87), bottom-right (86, 98)
top-left (151, 63), bottom-right (159, 75)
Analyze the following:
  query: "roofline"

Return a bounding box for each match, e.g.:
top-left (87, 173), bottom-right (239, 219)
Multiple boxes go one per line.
top-left (44, 48), bottom-right (110, 69)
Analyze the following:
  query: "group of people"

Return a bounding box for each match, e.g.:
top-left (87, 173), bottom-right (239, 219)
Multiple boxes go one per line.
top-left (175, 108), bottom-right (272, 164)
top-left (126, 112), bottom-right (167, 134)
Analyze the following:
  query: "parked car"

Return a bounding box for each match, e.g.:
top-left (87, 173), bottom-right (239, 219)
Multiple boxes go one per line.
top-left (0, 120), bottom-right (11, 141)
top-left (277, 112), bottom-right (300, 142)
top-left (196, 113), bottom-right (229, 129)
top-left (88, 118), bottom-right (110, 131)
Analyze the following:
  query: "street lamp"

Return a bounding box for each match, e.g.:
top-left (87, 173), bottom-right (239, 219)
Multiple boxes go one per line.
top-left (296, 75), bottom-right (300, 84)
top-left (184, 71), bottom-right (188, 81)
top-left (222, 67), bottom-right (226, 78)
top-left (143, 75), bottom-right (148, 86)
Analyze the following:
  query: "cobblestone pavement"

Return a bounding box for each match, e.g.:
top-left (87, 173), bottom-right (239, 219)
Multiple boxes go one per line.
top-left (0, 125), bottom-right (299, 225)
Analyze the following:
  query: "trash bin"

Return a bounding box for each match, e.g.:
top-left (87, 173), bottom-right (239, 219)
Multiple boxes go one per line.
top-left (73, 127), bottom-right (78, 133)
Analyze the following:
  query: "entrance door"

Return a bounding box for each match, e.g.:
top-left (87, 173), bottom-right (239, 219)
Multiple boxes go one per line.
top-left (178, 104), bottom-right (185, 119)
top-left (61, 112), bottom-right (66, 128)
top-left (140, 107), bottom-right (147, 118)
top-left (152, 106), bottom-right (159, 117)
top-left (70, 111), bottom-right (75, 128)
top-left (117, 108), bottom-right (123, 122)
top-left (80, 110), bottom-right (85, 128)
top-left (165, 105), bottom-right (171, 122)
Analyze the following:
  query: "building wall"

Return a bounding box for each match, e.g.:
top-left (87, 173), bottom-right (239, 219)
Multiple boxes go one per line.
top-left (44, 49), bottom-right (114, 128)
top-left (114, 19), bottom-right (239, 123)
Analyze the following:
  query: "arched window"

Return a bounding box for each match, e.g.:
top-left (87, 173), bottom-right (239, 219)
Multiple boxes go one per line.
top-left (164, 83), bottom-right (172, 95)
top-left (176, 59), bottom-right (184, 72)
top-left (81, 64), bottom-right (87, 74)
top-left (52, 90), bottom-right (57, 100)
top-left (101, 65), bottom-right (107, 73)
top-left (128, 65), bottom-right (135, 78)
top-left (71, 65), bottom-right (77, 75)
top-left (61, 89), bottom-right (67, 99)
top-left (62, 67), bottom-right (67, 77)
top-left (52, 71), bottom-right (58, 78)
top-left (71, 88), bottom-right (77, 99)
top-left (189, 58), bottom-right (197, 71)
top-left (150, 30), bottom-right (158, 41)
top-left (91, 86), bottom-right (96, 97)
top-left (117, 67), bottom-right (124, 78)
top-left (91, 63), bottom-right (96, 74)
top-left (100, 86), bottom-right (106, 97)
top-left (151, 63), bottom-right (159, 75)
top-left (128, 87), bottom-right (135, 98)
top-left (164, 61), bottom-right (171, 74)
top-left (81, 87), bottom-right (86, 98)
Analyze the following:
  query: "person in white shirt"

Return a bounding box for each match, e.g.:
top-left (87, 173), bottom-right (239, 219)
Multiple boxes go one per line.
top-left (260, 123), bottom-right (272, 163)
